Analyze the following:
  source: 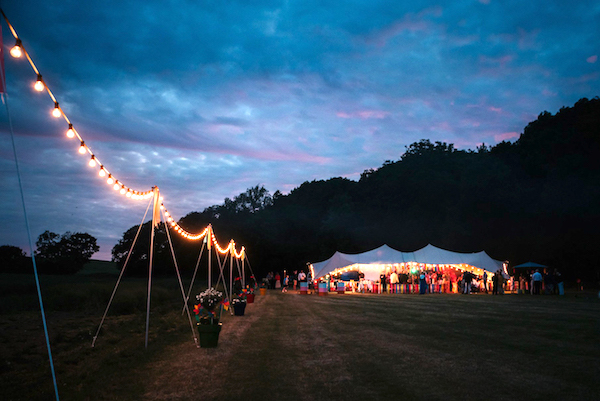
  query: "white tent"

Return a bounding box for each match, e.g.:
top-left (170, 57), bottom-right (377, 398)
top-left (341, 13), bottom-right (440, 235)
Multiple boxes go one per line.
top-left (310, 244), bottom-right (506, 281)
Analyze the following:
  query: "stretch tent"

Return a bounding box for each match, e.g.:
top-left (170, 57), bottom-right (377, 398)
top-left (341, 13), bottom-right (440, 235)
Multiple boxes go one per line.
top-left (310, 244), bottom-right (506, 282)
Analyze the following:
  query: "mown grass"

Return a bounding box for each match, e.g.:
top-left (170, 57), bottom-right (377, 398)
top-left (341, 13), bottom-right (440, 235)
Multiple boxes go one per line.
top-left (1, 276), bottom-right (599, 401)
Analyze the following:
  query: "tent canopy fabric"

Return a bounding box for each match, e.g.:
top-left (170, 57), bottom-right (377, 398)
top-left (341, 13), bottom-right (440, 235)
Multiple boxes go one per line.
top-left (311, 244), bottom-right (505, 280)
top-left (512, 261), bottom-right (547, 269)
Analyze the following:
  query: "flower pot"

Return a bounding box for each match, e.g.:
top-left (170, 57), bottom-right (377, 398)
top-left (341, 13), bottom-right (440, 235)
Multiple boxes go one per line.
top-left (197, 322), bottom-right (222, 348)
top-left (246, 293), bottom-right (255, 303)
top-left (233, 302), bottom-right (247, 316)
top-left (259, 288), bottom-right (267, 296)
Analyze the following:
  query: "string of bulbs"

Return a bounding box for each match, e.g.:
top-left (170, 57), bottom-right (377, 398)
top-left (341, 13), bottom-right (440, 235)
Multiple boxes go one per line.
top-left (1, 9), bottom-right (245, 259)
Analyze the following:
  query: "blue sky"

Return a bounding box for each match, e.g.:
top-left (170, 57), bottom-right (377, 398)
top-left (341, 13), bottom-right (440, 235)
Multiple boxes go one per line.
top-left (0, 0), bottom-right (598, 260)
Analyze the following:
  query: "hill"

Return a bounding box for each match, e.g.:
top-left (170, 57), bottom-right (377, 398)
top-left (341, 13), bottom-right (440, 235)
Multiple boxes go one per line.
top-left (117, 97), bottom-right (600, 282)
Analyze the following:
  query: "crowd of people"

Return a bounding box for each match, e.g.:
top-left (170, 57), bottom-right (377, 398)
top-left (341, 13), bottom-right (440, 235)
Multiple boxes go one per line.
top-left (264, 270), bottom-right (311, 292)
top-left (261, 266), bottom-right (566, 296)
top-left (515, 268), bottom-right (564, 295)
top-left (323, 266), bottom-right (508, 295)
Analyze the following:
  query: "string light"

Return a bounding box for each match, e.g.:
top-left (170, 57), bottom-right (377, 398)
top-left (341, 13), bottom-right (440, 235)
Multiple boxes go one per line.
top-left (66, 124), bottom-right (75, 138)
top-left (2, 12), bottom-right (248, 253)
top-left (34, 74), bottom-right (44, 91)
top-left (10, 38), bottom-right (22, 58)
top-left (52, 102), bottom-right (61, 118)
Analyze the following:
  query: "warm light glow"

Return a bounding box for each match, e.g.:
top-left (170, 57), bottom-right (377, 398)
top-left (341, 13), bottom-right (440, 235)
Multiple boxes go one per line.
top-left (106, 175), bottom-right (114, 185)
top-left (120, 187), bottom-right (126, 195)
top-left (52, 102), bottom-right (61, 118)
top-left (66, 124), bottom-right (75, 138)
top-left (10, 39), bottom-right (22, 58)
top-left (78, 141), bottom-right (86, 154)
top-left (34, 75), bottom-right (44, 91)
top-left (88, 156), bottom-right (97, 167)
top-left (99, 167), bottom-right (106, 177)
top-left (113, 183), bottom-right (120, 191)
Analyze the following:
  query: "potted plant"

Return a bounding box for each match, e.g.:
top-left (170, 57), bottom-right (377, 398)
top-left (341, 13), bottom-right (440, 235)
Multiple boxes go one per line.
top-left (232, 293), bottom-right (247, 316)
top-left (259, 280), bottom-right (268, 296)
top-left (244, 287), bottom-right (255, 303)
top-left (193, 288), bottom-right (227, 348)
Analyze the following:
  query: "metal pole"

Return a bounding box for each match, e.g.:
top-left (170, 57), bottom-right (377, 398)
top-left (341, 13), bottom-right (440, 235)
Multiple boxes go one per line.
top-left (229, 241), bottom-right (233, 298)
top-left (145, 187), bottom-right (160, 348)
top-left (208, 225), bottom-right (212, 288)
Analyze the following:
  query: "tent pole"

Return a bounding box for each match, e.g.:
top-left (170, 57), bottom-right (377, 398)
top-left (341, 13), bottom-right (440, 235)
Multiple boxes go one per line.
top-left (229, 241), bottom-right (233, 298)
top-left (208, 225), bottom-right (212, 288)
top-left (145, 187), bottom-right (160, 349)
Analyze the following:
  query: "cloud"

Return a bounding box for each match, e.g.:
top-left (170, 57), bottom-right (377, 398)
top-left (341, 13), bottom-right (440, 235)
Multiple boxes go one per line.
top-left (1, 0), bottom-right (599, 259)
top-left (494, 131), bottom-right (520, 142)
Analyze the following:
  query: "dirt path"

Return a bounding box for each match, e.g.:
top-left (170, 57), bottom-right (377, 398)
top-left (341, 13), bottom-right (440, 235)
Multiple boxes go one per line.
top-left (141, 290), bottom-right (356, 400)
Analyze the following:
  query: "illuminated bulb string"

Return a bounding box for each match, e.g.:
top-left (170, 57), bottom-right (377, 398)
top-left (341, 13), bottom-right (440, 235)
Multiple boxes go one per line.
top-left (1, 10), bottom-right (246, 256)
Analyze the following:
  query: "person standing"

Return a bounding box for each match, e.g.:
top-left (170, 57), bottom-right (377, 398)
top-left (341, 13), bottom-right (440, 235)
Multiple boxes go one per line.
top-left (298, 270), bottom-right (307, 283)
top-left (483, 271), bottom-right (488, 293)
top-left (282, 274), bottom-right (289, 292)
top-left (379, 272), bottom-right (387, 294)
top-left (543, 269), bottom-right (554, 294)
top-left (492, 271), bottom-right (499, 295)
top-left (555, 269), bottom-right (564, 295)
top-left (463, 271), bottom-right (473, 294)
top-left (390, 269), bottom-right (399, 293)
top-left (275, 272), bottom-right (281, 289)
top-left (532, 269), bottom-right (543, 295)
top-left (419, 271), bottom-right (427, 294)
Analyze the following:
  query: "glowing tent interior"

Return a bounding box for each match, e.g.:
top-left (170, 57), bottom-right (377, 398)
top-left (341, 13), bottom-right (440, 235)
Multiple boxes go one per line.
top-left (310, 244), bottom-right (507, 282)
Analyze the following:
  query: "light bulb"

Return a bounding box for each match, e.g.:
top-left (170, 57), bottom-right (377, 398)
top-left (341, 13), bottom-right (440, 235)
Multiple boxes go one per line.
top-left (106, 175), bottom-right (114, 185)
top-left (89, 156), bottom-right (96, 167)
top-left (66, 124), bottom-right (75, 138)
top-left (126, 191), bottom-right (132, 198)
top-left (34, 75), bottom-right (44, 91)
top-left (99, 167), bottom-right (106, 177)
top-left (120, 187), bottom-right (126, 195)
top-left (78, 141), bottom-right (86, 154)
top-left (113, 182), bottom-right (120, 191)
top-left (10, 39), bottom-right (22, 58)
top-left (52, 102), bottom-right (61, 118)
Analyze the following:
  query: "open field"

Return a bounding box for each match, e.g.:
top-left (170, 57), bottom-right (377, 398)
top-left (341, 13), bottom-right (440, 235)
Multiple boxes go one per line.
top-left (1, 274), bottom-right (599, 400)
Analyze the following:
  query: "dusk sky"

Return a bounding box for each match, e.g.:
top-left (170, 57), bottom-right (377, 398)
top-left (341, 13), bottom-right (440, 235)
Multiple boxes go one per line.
top-left (1, 1), bottom-right (598, 261)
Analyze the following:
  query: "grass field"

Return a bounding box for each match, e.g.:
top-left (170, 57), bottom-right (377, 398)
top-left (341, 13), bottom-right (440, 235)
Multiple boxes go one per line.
top-left (1, 274), bottom-right (599, 400)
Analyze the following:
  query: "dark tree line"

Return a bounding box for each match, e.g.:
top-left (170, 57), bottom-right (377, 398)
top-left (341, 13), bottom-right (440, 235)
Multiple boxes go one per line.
top-left (113, 97), bottom-right (600, 282)
top-left (0, 231), bottom-right (99, 274)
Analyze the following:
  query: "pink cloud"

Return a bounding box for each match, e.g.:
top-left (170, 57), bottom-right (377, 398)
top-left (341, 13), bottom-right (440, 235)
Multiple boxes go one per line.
top-left (336, 110), bottom-right (390, 120)
top-left (494, 132), bottom-right (519, 142)
top-left (587, 55), bottom-right (598, 63)
top-left (366, 7), bottom-right (442, 47)
top-left (489, 106), bottom-right (502, 113)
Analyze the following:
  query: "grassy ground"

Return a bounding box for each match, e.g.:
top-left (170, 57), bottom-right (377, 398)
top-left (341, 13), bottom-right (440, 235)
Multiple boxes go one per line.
top-left (1, 275), bottom-right (599, 400)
